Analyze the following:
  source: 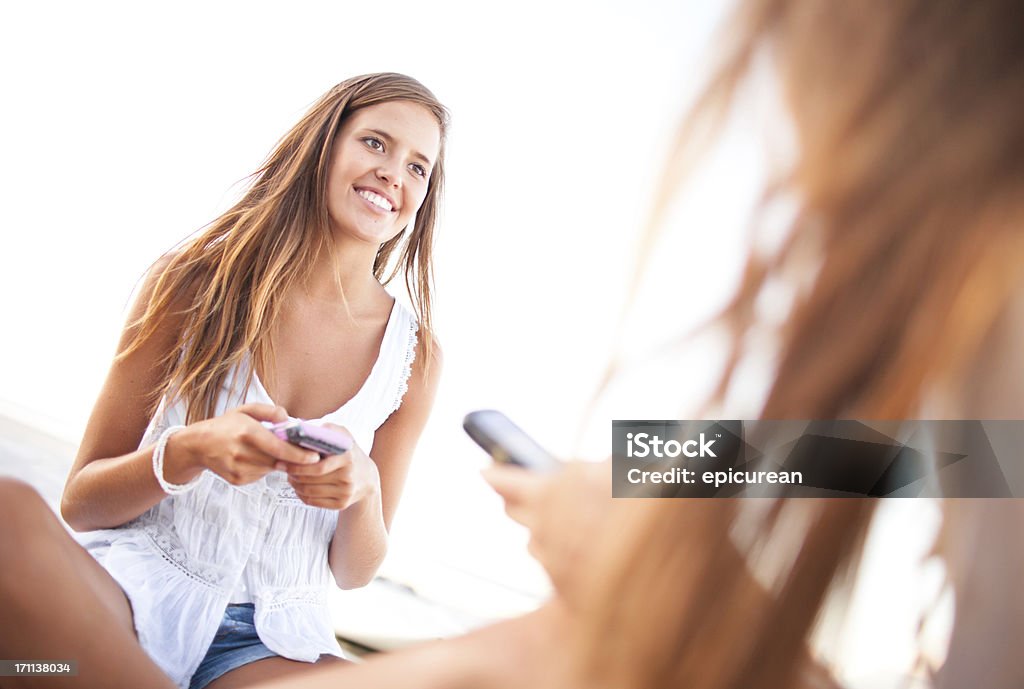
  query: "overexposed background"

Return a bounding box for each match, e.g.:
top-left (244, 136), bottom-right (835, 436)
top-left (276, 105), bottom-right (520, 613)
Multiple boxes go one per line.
top-left (0, 1), bottom-right (947, 684)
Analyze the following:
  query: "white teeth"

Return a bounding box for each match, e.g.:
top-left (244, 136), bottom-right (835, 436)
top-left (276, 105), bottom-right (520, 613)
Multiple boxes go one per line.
top-left (357, 189), bottom-right (393, 211)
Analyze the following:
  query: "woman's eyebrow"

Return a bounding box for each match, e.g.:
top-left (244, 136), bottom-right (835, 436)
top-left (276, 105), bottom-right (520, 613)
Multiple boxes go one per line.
top-left (365, 128), bottom-right (434, 168)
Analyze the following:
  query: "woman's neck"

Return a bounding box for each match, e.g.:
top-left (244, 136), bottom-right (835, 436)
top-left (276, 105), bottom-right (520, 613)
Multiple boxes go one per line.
top-left (296, 238), bottom-right (387, 313)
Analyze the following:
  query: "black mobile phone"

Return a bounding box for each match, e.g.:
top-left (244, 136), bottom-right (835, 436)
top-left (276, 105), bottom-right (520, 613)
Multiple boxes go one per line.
top-left (462, 410), bottom-right (562, 473)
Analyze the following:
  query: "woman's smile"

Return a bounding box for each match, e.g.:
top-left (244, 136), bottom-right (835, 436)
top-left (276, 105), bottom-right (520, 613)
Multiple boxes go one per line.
top-left (354, 186), bottom-right (396, 214)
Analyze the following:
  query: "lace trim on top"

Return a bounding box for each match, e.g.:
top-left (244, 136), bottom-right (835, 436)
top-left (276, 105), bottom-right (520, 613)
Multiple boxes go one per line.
top-left (260, 588), bottom-right (329, 611)
top-left (136, 518), bottom-right (225, 590)
top-left (390, 313), bottom-right (419, 415)
top-left (265, 472), bottom-right (313, 504)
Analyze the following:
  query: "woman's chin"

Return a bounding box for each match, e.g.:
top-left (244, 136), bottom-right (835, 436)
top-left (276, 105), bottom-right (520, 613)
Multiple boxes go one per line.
top-left (329, 221), bottom-right (404, 247)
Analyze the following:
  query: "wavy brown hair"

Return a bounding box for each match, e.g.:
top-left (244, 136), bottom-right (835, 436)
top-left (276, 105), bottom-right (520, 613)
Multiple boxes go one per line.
top-left (577, 1), bottom-right (1024, 688)
top-left (121, 73), bottom-right (449, 423)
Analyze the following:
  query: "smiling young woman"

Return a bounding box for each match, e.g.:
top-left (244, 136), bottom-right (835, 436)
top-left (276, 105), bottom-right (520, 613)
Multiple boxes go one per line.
top-left (0, 73), bottom-right (450, 689)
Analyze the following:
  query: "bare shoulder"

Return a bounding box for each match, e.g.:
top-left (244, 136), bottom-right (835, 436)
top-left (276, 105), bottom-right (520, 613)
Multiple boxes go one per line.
top-left (375, 325), bottom-right (441, 435)
top-left (135, 250), bottom-right (192, 313)
top-left (367, 326), bottom-right (441, 527)
top-left (71, 251), bottom-right (196, 472)
top-left (405, 328), bottom-right (443, 406)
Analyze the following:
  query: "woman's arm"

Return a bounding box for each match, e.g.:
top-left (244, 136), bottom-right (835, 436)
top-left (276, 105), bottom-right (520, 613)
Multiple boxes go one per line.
top-left (283, 338), bottom-right (442, 588)
top-left (330, 339), bottom-right (442, 587)
top-left (61, 258), bottom-right (191, 531)
top-left (61, 259), bottom-right (314, 532)
top-left (252, 601), bottom-right (571, 689)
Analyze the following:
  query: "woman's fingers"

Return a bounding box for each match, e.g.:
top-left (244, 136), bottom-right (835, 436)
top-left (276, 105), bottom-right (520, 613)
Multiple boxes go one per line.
top-left (247, 425), bottom-right (319, 466)
top-left (283, 451), bottom-right (347, 478)
top-left (289, 481), bottom-right (352, 499)
top-left (275, 425), bottom-right (357, 476)
top-left (481, 464), bottom-right (541, 501)
top-left (235, 403), bottom-right (288, 423)
top-left (234, 404), bottom-right (321, 465)
top-left (200, 406), bottom-right (318, 484)
top-left (482, 461), bottom-right (614, 604)
top-left (287, 469), bottom-right (356, 510)
top-left (481, 465), bottom-right (545, 526)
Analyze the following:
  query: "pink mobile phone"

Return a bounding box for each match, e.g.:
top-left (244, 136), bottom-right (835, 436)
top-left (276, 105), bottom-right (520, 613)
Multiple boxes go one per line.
top-left (268, 420), bottom-right (352, 457)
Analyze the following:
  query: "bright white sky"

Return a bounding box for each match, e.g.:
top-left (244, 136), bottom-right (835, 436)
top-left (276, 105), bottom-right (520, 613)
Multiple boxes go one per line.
top-left (0, 1), bottom-right (947, 682)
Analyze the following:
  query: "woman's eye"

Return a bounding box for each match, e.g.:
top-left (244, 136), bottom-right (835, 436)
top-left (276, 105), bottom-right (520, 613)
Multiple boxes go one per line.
top-left (363, 137), bottom-right (384, 152)
top-left (410, 163), bottom-right (427, 178)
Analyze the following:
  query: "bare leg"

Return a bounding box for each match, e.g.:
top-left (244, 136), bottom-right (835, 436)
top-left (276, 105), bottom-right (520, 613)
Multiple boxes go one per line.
top-left (205, 655), bottom-right (347, 689)
top-left (246, 602), bottom-right (577, 689)
top-left (0, 477), bottom-right (175, 689)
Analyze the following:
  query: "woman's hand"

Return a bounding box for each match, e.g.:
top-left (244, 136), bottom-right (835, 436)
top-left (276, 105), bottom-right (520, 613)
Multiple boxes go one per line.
top-left (164, 403), bottom-right (320, 486)
top-left (482, 460), bottom-right (612, 604)
top-left (277, 424), bottom-right (382, 510)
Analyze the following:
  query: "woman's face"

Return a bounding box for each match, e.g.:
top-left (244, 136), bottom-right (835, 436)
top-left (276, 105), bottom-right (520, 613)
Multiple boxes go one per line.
top-left (325, 100), bottom-right (442, 246)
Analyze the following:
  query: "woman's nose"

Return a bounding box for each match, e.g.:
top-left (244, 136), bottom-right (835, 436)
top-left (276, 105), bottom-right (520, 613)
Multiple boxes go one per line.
top-left (375, 161), bottom-right (401, 187)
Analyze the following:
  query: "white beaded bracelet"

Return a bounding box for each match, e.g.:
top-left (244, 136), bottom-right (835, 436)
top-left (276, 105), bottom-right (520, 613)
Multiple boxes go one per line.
top-left (152, 425), bottom-right (198, 495)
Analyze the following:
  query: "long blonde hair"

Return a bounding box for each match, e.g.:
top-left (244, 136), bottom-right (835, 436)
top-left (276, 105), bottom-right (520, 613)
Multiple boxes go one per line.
top-left (122, 73), bottom-right (449, 422)
top-left (578, 0), bottom-right (1024, 687)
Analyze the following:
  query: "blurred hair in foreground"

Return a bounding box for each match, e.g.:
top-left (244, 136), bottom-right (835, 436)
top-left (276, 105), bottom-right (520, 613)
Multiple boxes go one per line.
top-left (578, 0), bottom-right (1024, 687)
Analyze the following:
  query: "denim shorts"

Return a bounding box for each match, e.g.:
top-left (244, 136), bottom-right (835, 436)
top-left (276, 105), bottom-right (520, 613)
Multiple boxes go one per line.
top-left (189, 603), bottom-right (278, 689)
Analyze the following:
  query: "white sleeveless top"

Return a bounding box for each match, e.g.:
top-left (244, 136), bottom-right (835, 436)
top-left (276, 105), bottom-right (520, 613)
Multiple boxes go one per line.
top-left (75, 299), bottom-right (418, 688)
